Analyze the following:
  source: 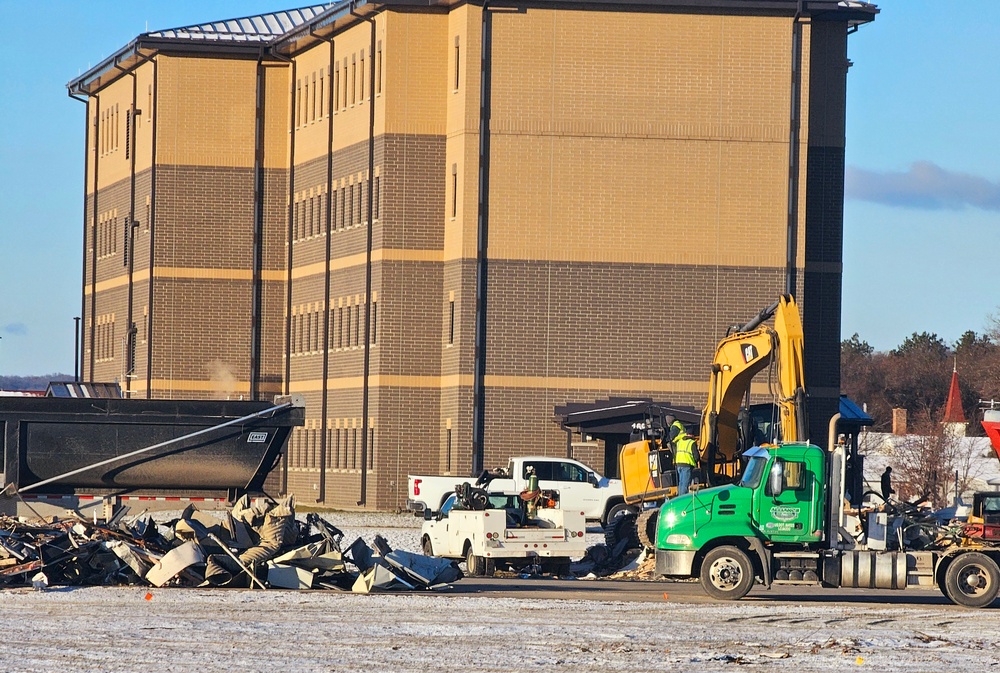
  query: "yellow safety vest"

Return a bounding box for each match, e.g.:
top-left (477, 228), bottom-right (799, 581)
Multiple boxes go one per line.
top-left (671, 421), bottom-right (697, 467)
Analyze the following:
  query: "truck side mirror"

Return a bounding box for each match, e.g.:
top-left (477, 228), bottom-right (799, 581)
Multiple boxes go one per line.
top-left (423, 508), bottom-right (433, 521)
top-left (768, 459), bottom-right (785, 497)
top-left (588, 472), bottom-right (599, 488)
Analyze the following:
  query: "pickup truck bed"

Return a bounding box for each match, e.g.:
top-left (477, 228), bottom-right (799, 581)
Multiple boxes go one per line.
top-left (408, 456), bottom-right (625, 526)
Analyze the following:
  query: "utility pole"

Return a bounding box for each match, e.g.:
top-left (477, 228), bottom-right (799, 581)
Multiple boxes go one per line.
top-left (74, 317), bottom-right (81, 382)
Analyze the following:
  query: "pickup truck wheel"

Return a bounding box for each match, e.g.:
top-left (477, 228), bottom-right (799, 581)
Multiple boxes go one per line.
top-left (604, 502), bottom-right (638, 528)
top-left (421, 536), bottom-right (434, 556)
top-left (465, 546), bottom-right (494, 577)
top-left (700, 546), bottom-right (754, 601)
top-left (943, 552), bottom-right (1000, 608)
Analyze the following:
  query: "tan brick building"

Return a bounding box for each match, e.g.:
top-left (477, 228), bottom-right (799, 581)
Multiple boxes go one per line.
top-left (68, 0), bottom-right (878, 510)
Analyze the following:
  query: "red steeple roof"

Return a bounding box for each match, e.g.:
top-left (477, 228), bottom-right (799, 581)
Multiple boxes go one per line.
top-left (943, 364), bottom-right (966, 423)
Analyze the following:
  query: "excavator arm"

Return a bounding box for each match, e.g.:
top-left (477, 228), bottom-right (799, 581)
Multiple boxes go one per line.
top-left (617, 295), bottom-right (808, 507)
top-left (699, 294), bottom-right (807, 480)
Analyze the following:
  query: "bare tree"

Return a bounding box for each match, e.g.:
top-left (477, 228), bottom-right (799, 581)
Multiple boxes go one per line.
top-left (889, 426), bottom-right (989, 508)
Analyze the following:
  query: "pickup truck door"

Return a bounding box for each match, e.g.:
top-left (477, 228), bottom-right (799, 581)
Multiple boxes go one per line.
top-left (524, 460), bottom-right (601, 518)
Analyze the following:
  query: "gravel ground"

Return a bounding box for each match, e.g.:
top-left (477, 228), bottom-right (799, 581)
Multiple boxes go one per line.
top-left (4, 509), bottom-right (998, 672)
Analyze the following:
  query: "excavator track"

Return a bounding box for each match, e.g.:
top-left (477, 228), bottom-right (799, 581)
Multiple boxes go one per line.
top-left (637, 508), bottom-right (659, 550)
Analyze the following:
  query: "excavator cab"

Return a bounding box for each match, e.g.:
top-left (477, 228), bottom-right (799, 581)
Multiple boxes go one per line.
top-left (619, 416), bottom-right (675, 505)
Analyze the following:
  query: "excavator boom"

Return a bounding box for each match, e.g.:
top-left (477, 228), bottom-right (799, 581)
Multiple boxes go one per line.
top-left (700, 294), bottom-right (807, 479)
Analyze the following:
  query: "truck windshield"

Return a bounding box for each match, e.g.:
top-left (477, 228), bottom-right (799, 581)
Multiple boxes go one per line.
top-left (740, 456), bottom-right (767, 489)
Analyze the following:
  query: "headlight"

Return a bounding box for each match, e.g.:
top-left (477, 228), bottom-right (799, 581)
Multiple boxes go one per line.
top-left (665, 534), bottom-right (692, 546)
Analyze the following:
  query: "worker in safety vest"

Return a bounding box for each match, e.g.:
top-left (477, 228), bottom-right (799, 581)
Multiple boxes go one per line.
top-left (666, 415), bottom-right (698, 496)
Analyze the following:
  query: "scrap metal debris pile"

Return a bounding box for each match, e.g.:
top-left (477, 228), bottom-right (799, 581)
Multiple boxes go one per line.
top-left (0, 497), bottom-right (461, 592)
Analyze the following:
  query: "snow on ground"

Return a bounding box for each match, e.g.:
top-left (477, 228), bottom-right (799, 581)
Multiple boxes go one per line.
top-left (3, 509), bottom-right (999, 672)
top-left (1, 583), bottom-right (998, 672)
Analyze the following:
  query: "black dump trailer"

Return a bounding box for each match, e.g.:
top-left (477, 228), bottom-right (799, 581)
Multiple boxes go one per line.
top-left (0, 394), bottom-right (304, 503)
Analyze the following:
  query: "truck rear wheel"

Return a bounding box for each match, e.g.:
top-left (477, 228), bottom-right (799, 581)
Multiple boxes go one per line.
top-left (465, 546), bottom-right (495, 577)
top-left (700, 545), bottom-right (754, 601)
top-left (943, 552), bottom-right (1000, 608)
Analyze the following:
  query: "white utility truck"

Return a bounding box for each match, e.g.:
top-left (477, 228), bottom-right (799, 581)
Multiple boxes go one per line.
top-left (407, 456), bottom-right (625, 527)
top-left (420, 488), bottom-right (589, 576)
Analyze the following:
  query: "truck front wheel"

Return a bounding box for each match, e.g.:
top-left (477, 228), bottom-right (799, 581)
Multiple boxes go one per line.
top-left (421, 536), bottom-right (434, 556)
top-left (700, 546), bottom-right (754, 601)
top-left (943, 552), bottom-right (1000, 608)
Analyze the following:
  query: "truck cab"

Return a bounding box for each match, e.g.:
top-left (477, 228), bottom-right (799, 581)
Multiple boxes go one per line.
top-left (654, 443), bottom-right (828, 598)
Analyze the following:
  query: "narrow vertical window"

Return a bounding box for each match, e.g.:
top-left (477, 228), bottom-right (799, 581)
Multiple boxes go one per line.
top-left (334, 308), bottom-right (337, 350)
top-left (345, 305), bottom-right (351, 347)
top-left (376, 41), bottom-right (382, 95)
top-left (347, 184), bottom-right (354, 226)
top-left (357, 182), bottom-right (363, 224)
top-left (125, 110), bottom-right (131, 160)
top-left (368, 428), bottom-right (375, 470)
top-left (296, 80), bottom-right (302, 127)
top-left (454, 36), bottom-right (461, 90)
top-left (311, 73), bottom-right (317, 121)
top-left (371, 300), bottom-right (377, 345)
top-left (342, 60), bottom-right (348, 109)
top-left (355, 304), bottom-right (361, 346)
top-left (446, 427), bottom-right (453, 472)
top-left (449, 300), bottom-right (455, 344)
top-left (351, 56), bottom-right (357, 105)
top-left (318, 69), bottom-right (325, 118)
top-left (451, 164), bottom-right (458, 217)
top-left (351, 428), bottom-right (358, 469)
top-left (340, 186), bottom-right (347, 229)
top-left (334, 68), bottom-right (340, 111)
top-left (373, 176), bottom-right (380, 220)
top-left (360, 52), bottom-right (365, 102)
top-left (305, 79), bottom-right (311, 122)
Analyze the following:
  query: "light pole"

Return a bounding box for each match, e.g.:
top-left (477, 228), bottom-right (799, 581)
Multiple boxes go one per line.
top-left (73, 317), bottom-right (81, 382)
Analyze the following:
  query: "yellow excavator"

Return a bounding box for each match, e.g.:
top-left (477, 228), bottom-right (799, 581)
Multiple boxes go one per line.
top-left (616, 294), bottom-right (808, 548)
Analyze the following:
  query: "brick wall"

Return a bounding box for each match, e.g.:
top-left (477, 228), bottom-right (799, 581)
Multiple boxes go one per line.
top-left (79, 4), bottom-right (857, 511)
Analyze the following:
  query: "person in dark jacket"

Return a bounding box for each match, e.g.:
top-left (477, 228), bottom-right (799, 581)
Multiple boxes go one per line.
top-left (881, 466), bottom-right (896, 502)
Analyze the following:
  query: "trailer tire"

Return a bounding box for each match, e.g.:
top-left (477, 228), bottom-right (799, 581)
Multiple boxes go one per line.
top-left (943, 552), bottom-right (1000, 608)
top-left (700, 545), bottom-right (754, 601)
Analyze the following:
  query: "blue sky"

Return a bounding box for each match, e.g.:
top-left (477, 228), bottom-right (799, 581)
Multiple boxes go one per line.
top-left (0, 0), bottom-right (996, 375)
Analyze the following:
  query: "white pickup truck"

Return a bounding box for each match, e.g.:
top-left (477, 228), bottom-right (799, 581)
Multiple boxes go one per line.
top-left (420, 491), bottom-right (589, 576)
top-left (407, 456), bottom-right (626, 527)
